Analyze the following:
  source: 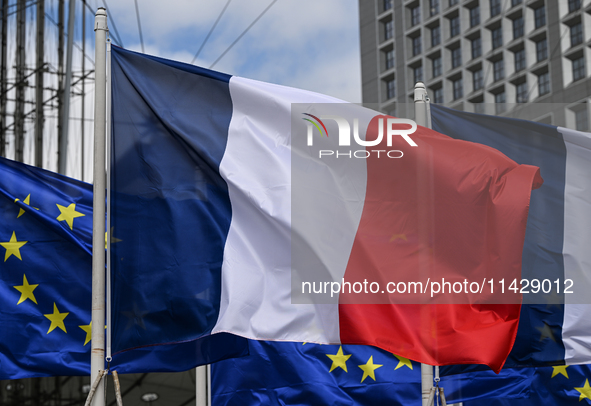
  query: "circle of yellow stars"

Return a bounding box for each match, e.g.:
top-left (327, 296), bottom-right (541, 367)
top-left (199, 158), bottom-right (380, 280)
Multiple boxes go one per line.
top-left (3, 193), bottom-right (100, 347)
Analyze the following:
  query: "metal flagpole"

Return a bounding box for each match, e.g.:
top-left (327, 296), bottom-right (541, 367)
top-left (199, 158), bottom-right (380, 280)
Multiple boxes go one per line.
top-left (105, 37), bottom-right (112, 365)
top-left (196, 365), bottom-right (209, 406)
top-left (414, 81), bottom-right (435, 406)
top-left (91, 7), bottom-right (108, 406)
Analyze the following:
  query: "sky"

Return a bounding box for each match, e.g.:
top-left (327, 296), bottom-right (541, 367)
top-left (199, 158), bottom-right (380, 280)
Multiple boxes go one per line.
top-left (3, 0), bottom-right (362, 179)
top-left (90, 0), bottom-right (362, 102)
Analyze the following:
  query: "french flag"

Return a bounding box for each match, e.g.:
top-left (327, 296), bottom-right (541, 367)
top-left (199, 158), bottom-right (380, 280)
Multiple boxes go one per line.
top-left (110, 47), bottom-right (541, 372)
top-left (432, 104), bottom-right (591, 369)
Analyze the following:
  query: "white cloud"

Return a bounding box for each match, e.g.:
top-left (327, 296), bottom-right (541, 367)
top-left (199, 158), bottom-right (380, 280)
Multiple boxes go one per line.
top-left (97, 0), bottom-right (361, 100)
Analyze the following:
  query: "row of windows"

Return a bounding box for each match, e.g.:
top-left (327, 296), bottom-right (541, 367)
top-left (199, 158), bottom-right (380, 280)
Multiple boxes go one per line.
top-left (405, 33), bottom-right (548, 64)
top-left (384, 70), bottom-right (550, 102)
top-left (446, 77), bottom-right (535, 103)
top-left (400, 50), bottom-right (583, 90)
top-left (399, 0), bottom-right (539, 22)
top-left (401, 30), bottom-right (554, 69)
top-left (386, 34), bottom-right (554, 81)
top-left (382, 61), bottom-right (581, 104)
top-left (383, 3), bottom-right (550, 45)
top-left (390, 15), bottom-right (553, 58)
top-left (408, 8), bottom-right (533, 38)
top-left (391, 1), bottom-right (587, 48)
top-left (397, 36), bottom-right (548, 73)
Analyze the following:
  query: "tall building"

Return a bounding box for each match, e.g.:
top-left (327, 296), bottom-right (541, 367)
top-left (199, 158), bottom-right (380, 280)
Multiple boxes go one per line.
top-left (359, 0), bottom-right (591, 130)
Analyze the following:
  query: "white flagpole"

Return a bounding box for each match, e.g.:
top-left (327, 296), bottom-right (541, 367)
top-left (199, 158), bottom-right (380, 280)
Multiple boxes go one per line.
top-left (91, 7), bottom-right (108, 406)
top-left (414, 81), bottom-right (435, 406)
top-left (196, 365), bottom-right (210, 406)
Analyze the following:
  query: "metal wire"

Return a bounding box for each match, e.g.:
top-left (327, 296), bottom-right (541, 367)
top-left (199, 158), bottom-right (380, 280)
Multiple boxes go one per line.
top-left (209, 0), bottom-right (277, 69)
top-left (133, 0), bottom-right (143, 52)
top-left (190, 0), bottom-right (231, 64)
top-left (100, 0), bottom-right (123, 47)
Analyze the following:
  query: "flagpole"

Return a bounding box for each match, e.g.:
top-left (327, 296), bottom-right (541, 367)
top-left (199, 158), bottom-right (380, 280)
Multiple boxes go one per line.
top-left (91, 7), bottom-right (108, 406)
top-left (414, 81), bottom-right (435, 406)
top-left (196, 364), bottom-right (212, 406)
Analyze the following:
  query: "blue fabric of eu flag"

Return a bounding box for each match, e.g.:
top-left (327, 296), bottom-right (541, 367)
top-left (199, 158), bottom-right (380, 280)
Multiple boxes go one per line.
top-left (462, 364), bottom-right (591, 405)
top-left (0, 157), bottom-right (247, 379)
top-left (0, 157), bottom-right (93, 379)
top-left (211, 340), bottom-right (535, 405)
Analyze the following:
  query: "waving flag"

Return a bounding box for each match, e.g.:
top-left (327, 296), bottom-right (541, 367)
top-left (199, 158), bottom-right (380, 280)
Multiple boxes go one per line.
top-left (110, 46), bottom-right (542, 371)
top-left (461, 364), bottom-right (591, 405)
top-left (211, 340), bottom-right (536, 405)
top-left (432, 104), bottom-right (591, 368)
top-left (0, 156), bottom-right (247, 379)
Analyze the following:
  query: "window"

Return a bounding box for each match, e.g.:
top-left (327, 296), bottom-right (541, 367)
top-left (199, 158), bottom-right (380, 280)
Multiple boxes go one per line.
top-left (473, 69), bottom-right (484, 90)
top-left (431, 25), bottom-right (441, 46)
top-left (571, 23), bottom-right (583, 47)
top-left (569, 0), bottom-right (581, 13)
top-left (495, 92), bottom-right (506, 114)
top-left (493, 59), bottom-right (505, 81)
top-left (575, 108), bottom-right (588, 131)
top-left (471, 37), bottom-right (482, 59)
top-left (413, 36), bottom-right (422, 56)
top-left (414, 65), bottom-right (424, 83)
top-left (411, 6), bottom-right (421, 26)
top-left (385, 49), bottom-right (395, 70)
top-left (386, 79), bottom-right (396, 99)
top-left (511, 0), bottom-right (522, 6)
top-left (450, 15), bottom-right (460, 37)
top-left (515, 49), bottom-right (526, 72)
top-left (492, 27), bottom-right (503, 49)
top-left (452, 47), bottom-right (462, 69)
top-left (383, 0), bottom-right (393, 11)
top-left (513, 16), bottom-right (524, 39)
top-left (432, 56), bottom-right (442, 77)
top-left (534, 6), bottom-right (546, 29)
top-left (449, 0), bottom-right (459, 6)
top-left (536, 38), bottom-right (548, 62)
top-left (516, 82), bottom-right (528, 103)
top-left (538, 72), bottom-right (550, 96)
top-left (433, 87), bottom-right (444, 103)
top-left (573, 56), bottom-right (586, 81)
top-left (469, 6), bottom-right (480, 27)
top-left (453, 78), bottom-right (463, 100)
top-left (384, 20), bottom-right (394, 41)
top-left (490, 0), bottom-right (501, 17)
top-left (430, 0), bottom-right (440, 16)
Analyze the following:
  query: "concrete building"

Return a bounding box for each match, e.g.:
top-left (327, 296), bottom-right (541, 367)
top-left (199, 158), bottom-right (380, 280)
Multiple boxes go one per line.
top-left (359, 0), bottom-right (591, 129)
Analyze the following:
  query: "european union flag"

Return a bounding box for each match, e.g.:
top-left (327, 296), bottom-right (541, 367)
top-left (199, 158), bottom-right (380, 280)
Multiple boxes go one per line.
top-left (0, 157), bottom-right (247, 379)
top-left (0, 157), bottom-right (93, 379)
top-left (462, 364), bottom-right (591, 405)
top-left (211, 340), bottom-right (535, 405)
